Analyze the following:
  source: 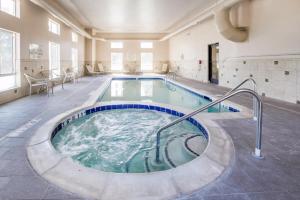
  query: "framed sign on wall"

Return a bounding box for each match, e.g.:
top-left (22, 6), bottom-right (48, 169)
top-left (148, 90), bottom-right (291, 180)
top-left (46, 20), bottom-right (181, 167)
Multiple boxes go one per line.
top-left (29, 44), bottom-right (43, 59)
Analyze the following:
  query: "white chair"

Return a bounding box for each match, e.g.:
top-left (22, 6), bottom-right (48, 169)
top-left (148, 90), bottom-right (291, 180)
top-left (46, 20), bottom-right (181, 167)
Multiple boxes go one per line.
top-left (63, 68), bottom-right (78, 84)
top-left (24, 73), bottom-right (51, 96)
top-left (125, 63), bottom-right (136, 74)
top-left (155, 63), bottom-right (168, 74)
top-left (97, 63), bottom-right (107, 73)
top-left (161, 63), bottom-right (168, 73)
top-left (45, 70), bottom-right (64, 90)
top-left (86, 64), bottom-right (104, 76)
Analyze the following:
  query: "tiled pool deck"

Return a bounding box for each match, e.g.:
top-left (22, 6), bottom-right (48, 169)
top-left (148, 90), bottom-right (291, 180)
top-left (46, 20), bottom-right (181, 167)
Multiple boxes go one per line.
top-left (0, 75), bottom-right (299, 200)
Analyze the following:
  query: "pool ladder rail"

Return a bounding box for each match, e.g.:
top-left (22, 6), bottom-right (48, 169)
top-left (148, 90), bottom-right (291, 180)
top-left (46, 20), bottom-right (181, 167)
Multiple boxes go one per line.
top-left (165, 71), bottom-right (177, 81)
top-left (218, 78), bottom-right (258, 120)
top-left (155, 78), bottom-right (264, 164)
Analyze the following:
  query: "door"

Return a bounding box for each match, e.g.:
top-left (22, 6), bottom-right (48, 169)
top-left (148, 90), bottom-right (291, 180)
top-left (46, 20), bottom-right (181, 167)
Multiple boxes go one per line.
top-left (140, 52), bottom-right (153, 72)
top-left (49, 41), bottom-right (60, 78)
top-left (111, 52), bottom-right (123, 71)
top-left (208, 43), bottom-right (219, 84)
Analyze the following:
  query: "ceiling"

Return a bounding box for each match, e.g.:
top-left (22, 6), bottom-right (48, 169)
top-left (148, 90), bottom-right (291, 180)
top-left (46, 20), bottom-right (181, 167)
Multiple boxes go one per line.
top-left (56, 0), bottom-right (216, 33)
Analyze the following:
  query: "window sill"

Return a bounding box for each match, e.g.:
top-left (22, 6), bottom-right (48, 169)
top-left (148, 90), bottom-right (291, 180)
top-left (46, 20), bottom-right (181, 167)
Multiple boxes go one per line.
top-left (0, 86), bottom-right (19, 94)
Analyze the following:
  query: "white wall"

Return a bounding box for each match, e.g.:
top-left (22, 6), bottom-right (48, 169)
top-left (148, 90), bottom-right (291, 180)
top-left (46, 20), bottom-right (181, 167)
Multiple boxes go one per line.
top-left (169, 0), bottom-right (300, 103)
top-left (0, 0), bottom-right (85, 105)
top-left (95, 40), bottom-right (169, 72)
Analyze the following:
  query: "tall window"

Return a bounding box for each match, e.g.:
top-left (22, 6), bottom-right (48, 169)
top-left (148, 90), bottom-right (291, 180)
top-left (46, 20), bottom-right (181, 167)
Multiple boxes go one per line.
top-left (72, 32), bottom-right (78, 42)
top-left (111, 42), bottom-right (123, 49)
top-left (48, 19), bottom-right (60, 35)
top-left (49, 42), bottom-right (60, 78)
top-left (71, 48), bottom-right (78, 73)
top-left (140, 42), bottom-right (153, 49)
top-left (111, 53), bottom-right (123, 71)
top-left (141, 53), bottom-right (153, 71)
top-left (0, 0), bottom-right (18, 17)
top-left (0, 28), bottom-right (18, 91)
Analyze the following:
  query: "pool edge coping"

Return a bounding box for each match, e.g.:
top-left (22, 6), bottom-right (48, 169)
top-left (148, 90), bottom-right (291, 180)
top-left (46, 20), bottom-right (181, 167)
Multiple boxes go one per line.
top-left (27, 101), bottom-right (235, 200)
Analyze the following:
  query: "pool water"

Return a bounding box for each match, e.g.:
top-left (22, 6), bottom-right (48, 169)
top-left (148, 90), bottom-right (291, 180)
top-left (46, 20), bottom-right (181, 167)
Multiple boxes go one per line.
top-left (100, 79), bottom-right (229, 112)
top-left (52, 109), bottom-right (208, 173)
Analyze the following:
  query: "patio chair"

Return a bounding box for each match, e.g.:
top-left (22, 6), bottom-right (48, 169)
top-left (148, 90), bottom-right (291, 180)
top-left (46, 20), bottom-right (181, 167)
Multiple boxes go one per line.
top-left (124, 63), bottom-right (136, 74)
top-left (86, 64), bottom-right (104, 76)
top-left (24, 73), bottom-right (51, 96)
top-left (97, 63), bottom-right (107, 73)
top-left (63, 68), bottom-right (78, 84)
top-left (155, 63), bottom-right (168, 74)
top-left (41, 69), bottom-right (64, 90)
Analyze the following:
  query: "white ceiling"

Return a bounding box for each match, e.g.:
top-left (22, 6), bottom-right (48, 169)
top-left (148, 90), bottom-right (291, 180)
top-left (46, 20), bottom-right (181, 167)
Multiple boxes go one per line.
top-left (57, 0), bottom-right (216, 33)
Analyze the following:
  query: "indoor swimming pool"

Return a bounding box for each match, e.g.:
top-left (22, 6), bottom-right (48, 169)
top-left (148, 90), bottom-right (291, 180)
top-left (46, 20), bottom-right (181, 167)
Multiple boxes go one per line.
top-left (100, 78), bottom-right (238, 112)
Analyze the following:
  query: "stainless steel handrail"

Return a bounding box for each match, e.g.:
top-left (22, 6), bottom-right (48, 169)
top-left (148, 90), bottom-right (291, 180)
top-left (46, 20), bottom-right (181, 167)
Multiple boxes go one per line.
top-left (155, 88), bottom-right (263, 163)
top-left (218, 78), bottom-right (257, 119)
top-left (165, 71), bottom-right (177, 80)
top-left (226, 78), bottom-right (257, 95)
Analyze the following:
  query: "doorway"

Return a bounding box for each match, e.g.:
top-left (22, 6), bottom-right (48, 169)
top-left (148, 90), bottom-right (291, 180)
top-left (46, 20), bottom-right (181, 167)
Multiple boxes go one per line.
top-left (208, 43), bottom-right (219, 84)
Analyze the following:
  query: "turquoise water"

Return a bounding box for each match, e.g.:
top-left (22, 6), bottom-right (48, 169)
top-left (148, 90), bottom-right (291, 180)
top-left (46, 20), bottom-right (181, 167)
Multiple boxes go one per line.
top-left (100, 79), bottom-right (228, 112)
top-left (52, 109), bottom-right (207, 173)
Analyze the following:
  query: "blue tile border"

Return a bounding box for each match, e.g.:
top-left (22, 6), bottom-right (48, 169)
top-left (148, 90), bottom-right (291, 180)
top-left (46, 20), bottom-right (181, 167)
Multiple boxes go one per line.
top-left (112, 77), bottom-right (137, 80)
top-left (138, 77), bottom-right (162, 80)
top-left (51, 103), bottom-right (209, 140)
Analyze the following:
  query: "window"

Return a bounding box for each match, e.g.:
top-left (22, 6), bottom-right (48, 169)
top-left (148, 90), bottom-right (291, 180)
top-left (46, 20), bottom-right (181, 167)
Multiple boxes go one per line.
top-left (48, 19), bottom-right (60, 35)
top-left (111, 42), bottom-right (123, 49)
top-left (71, 48), bottom-right (78, 73)
top-left (111, 53), bottom-right (123, 71)
top-left (141, 80), bottom-right (153, 97)
top-left (0, 0), bottom-right (18, 17)
top-left (140, 42), bottom-right (153, 49)
top-left (141, 53), bottom-right (153, 71)
top-left (0, 28), bottom-right (19, 91)
top-left (49, 42), bottom-right (60, 78)
top-left (111, 80), bottom-right (123, 97)
top-left (72, 32), bottom-right (78, 42)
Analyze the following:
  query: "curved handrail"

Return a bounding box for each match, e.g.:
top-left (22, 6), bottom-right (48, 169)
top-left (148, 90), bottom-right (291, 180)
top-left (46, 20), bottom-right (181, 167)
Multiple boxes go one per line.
top-left (219, 78), bottom-right (257, 119)
top-left (226, 78), bottom-right (256, 95)
top-left (155, 88), bottom-right (263, 163)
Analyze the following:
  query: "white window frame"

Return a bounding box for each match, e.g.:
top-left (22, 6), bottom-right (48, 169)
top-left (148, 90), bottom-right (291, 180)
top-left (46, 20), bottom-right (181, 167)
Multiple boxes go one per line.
top-left (111, 52), bottom-right (123, 71)
top-left (71, 48), bottom-right (78, 73)
top-left (48, 19), bottom-right (60, 35)
top-left (140, 41), bottom-right (153, 49)
top-left (0, 27), bottom-right (19, 92)
top-left (111, 41), bottom-right (123, 49)
top-left (0, 0), bottom-right (19, 17)
top-left (140, 52), bottom-right (153, 71)
top-left (72, 32), bottom-right (78, 43)
top-left (49, 41), bottom-right (60, 78)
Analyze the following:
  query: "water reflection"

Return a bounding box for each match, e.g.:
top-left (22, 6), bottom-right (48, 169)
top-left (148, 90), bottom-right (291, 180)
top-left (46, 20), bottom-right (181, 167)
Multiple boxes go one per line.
top-left (141, 80), bottom-right (153, 97)
top-left (111, 80), bottom-right (123, 97)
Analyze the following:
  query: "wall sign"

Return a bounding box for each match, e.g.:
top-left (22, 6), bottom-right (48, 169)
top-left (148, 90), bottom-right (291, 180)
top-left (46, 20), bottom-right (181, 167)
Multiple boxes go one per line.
top-left (29, 44), bottom-right (43, 59)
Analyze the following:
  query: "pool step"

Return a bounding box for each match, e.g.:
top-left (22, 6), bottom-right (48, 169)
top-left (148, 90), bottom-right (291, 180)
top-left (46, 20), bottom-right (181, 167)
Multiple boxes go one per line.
top-left (145, 150), bottom-right (171, 172)
top-left (126, 133), bottom-right (207, 173)
top-left (163, 133), bottom-right (195, 168)
top-left (184, 135), bottom-right (207, 156)
top-left (126, 150), bottom-right (148, 173)
top-left (163, 133), bottom-right (207, 168)
top-left (126, 148), bottom-right (171, 173)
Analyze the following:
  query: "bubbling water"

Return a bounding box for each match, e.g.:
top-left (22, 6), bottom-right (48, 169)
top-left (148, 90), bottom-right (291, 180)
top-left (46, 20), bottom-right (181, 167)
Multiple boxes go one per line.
top-left (52, 109), bottom-right (206, 173)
